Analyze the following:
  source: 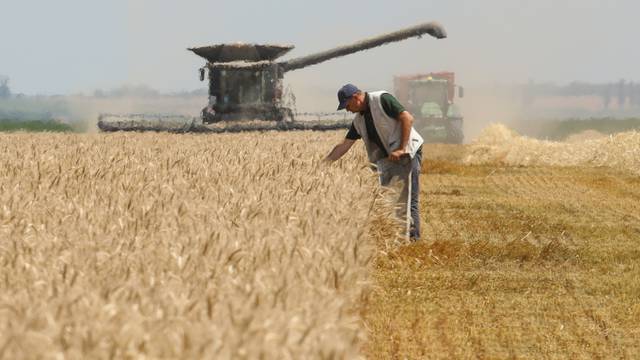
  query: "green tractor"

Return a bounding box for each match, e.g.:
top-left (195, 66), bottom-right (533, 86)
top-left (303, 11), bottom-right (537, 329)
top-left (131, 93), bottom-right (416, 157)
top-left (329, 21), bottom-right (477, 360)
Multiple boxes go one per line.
top-left (394, 72), bottom-right (464, 144)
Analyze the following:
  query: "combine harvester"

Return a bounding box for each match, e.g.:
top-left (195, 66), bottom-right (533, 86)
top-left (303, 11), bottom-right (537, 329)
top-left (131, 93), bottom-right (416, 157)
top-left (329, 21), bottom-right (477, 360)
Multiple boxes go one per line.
top-left (98, 22), bottom-right (446, 133)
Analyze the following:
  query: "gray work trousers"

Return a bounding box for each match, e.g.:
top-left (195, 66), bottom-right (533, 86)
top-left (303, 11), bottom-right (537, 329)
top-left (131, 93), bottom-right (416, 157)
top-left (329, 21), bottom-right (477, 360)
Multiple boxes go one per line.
top-left (376, 148), bottom-right (422, 240)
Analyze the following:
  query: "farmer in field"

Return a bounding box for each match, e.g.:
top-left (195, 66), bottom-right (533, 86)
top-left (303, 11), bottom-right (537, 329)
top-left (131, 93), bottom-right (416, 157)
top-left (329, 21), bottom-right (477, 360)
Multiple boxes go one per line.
top-left (325, 84), bottom-right (424, 241)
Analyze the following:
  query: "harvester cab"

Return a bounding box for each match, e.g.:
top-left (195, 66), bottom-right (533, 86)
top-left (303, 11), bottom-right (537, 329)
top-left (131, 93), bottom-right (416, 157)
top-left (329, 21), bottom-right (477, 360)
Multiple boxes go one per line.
top-left (394, 72), bottom-right (464, 144)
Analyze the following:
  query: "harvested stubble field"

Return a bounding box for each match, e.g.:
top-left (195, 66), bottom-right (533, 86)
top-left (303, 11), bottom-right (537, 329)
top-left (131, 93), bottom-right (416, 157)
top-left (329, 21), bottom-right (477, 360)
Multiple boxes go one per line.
top-left (365, 126), bottom-right (640, 359)
top-left (1, 126), bottom-right (640, 359)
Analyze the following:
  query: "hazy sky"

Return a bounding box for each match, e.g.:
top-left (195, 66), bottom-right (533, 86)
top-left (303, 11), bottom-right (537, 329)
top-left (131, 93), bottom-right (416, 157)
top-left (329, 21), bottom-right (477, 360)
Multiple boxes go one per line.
top-left (1, 0), bottom-right (638, 96)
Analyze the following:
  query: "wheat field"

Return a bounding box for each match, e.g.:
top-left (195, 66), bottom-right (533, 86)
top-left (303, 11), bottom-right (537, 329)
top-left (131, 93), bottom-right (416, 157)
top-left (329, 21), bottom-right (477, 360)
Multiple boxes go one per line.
top-left (1, 127), bottom-right (639, 359)
top-left (0, 131), bottom-right (403, 359)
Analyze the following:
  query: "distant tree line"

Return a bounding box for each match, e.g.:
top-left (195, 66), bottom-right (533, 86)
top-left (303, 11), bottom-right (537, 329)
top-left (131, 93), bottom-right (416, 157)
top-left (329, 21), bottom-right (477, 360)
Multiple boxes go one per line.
top-left (93, 85), bottom-right (207, 98)
top-left (523, 80), bottom-right (640, 109)
top-left (0, 77), bottom-right (208, 99)
top-left (0, 76), bottom-right (11, 99)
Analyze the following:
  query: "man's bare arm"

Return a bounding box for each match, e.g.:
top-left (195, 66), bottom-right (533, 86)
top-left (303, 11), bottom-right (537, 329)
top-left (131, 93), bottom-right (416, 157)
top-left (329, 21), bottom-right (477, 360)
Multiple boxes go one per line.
top-left (325, 138), bottom-right (356, 162)
top-left (397, 111), bottom-right (413, 150)
top-left (389, 111), bottom-right (414, 161)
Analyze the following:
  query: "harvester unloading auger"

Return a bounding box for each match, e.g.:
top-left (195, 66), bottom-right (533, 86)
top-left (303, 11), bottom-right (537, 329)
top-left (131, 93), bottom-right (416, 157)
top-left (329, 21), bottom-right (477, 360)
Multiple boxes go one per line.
top-left (98, 22), bottom-right (446, 133)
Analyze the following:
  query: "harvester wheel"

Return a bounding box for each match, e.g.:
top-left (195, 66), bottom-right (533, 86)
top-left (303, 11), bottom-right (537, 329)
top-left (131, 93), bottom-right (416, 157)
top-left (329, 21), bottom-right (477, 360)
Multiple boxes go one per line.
top-left (278, 108), bottom-right (295, 123)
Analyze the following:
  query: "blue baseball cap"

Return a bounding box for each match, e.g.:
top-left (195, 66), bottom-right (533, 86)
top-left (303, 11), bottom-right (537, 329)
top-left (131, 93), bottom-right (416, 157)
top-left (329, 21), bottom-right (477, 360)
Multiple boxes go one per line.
top-left (337, 84), bottom-right (360, 110)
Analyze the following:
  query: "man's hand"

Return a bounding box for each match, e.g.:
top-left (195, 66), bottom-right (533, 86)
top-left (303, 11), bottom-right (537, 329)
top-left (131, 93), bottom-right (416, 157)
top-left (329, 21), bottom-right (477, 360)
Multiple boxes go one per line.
top-left (325, 138), bottom-right (356, 162)
top-left (388, 148), bottom-right (407, 161)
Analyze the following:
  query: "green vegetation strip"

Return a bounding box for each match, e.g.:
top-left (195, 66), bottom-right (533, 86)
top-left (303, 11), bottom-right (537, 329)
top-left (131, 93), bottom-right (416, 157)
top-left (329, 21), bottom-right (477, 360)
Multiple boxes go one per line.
top-left (535, 117), bottom-right (640, 140)
top-left (0, 120), bottom-right (75, 132)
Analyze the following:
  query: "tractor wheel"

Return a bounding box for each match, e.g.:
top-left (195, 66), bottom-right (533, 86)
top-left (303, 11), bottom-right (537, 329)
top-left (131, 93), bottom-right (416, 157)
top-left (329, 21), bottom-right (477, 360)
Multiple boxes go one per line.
top-left (445, 125), bottom-right (464, 144)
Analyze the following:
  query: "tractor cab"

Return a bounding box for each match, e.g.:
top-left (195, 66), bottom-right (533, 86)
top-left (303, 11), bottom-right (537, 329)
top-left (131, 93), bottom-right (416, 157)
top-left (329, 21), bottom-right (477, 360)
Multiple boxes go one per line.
top-left (394, 72), bottom-right (464, 144)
